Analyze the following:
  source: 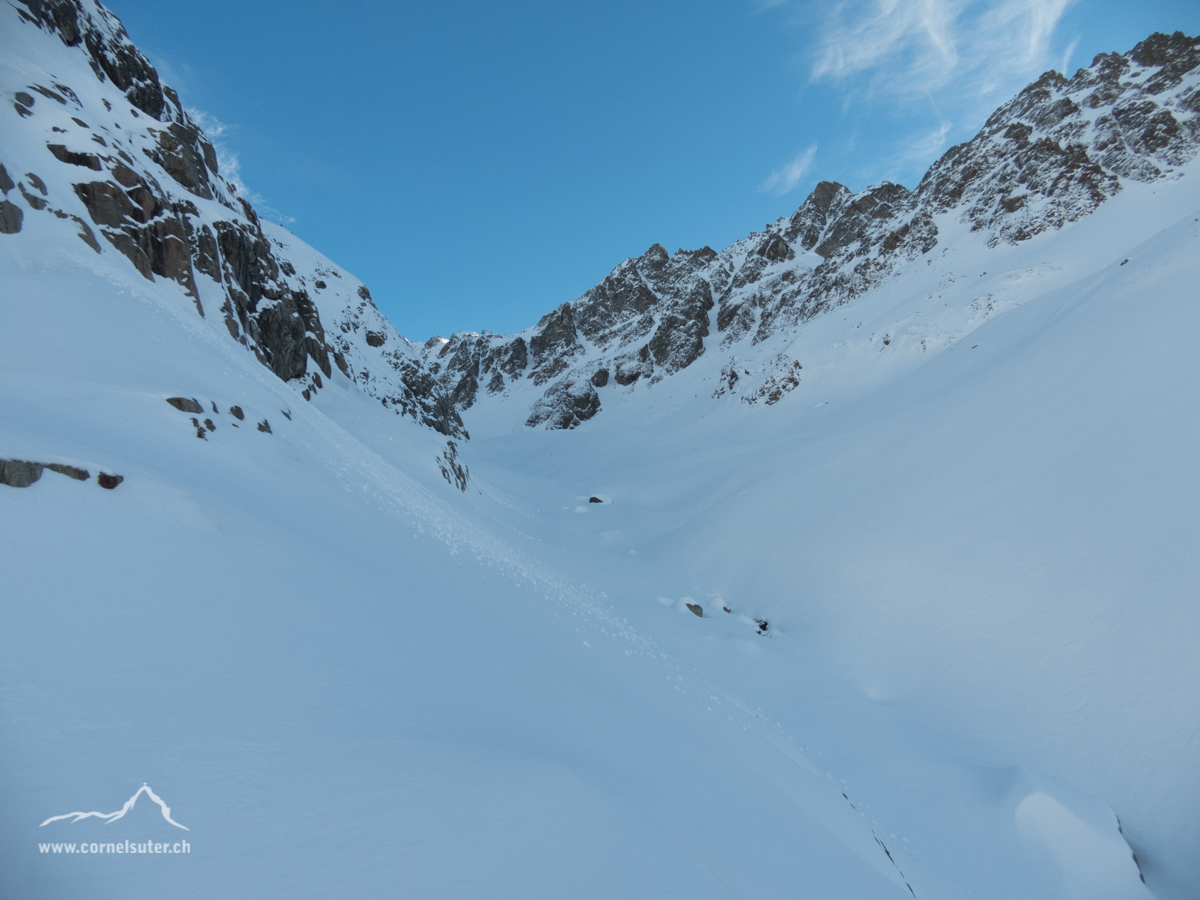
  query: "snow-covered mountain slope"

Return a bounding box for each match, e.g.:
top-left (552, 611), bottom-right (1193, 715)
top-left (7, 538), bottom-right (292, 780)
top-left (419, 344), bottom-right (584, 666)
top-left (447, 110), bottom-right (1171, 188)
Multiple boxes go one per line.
top-left (409, 31), bottom-right (1200, 432)
top-left (457, 173), bottom-right (1200, 899)
top-left (2, 3), bottom-right (1198, 899)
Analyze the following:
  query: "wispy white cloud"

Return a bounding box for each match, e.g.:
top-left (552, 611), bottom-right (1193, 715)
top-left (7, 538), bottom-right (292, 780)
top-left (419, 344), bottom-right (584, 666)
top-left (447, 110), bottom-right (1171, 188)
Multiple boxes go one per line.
top-left (186, 107), bottom-right (295, 224)
top-left (761, 144), bottom-right (818, 195)
top-left (776, 0), bottom-right (1078, 186)
top-left (1060, 35), bottom-right (1080, 76)
top-left (812, 0), bottom-right (959, 90)
top-left (897, 117), bottom-right (953, 168)
top-left (810, 0), bottom-right (1075, 102)
top-left (186, 108), bottom-right (245, 191)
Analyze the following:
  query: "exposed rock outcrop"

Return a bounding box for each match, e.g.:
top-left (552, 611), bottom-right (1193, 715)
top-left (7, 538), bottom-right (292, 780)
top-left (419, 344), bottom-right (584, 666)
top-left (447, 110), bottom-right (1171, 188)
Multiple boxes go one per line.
top-left (17, 0), bottom-right (170, 120)
top-left (165, 396), bottom-right (203, 413)
top-left (47, 463), bottom-right (89, 480)
top-left (0, 200), bottom-right (21, 234)
top-left (437, 440), bottom-right (469, 492)
top-left (1, 459), bottom-right (94, 486)
top-left (529, 303), bottom-right (584, 385)
top-left (525, 378), bottom-right (601, 430)
top-left (0, 459), bottom-right (44, 487)
top-left (0, 163), bottom-right (23, 233)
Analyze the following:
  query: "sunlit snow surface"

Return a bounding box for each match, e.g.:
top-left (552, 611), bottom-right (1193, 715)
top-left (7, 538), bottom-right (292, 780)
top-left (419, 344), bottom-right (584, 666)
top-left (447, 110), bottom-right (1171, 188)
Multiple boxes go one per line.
top-left (2, 15), bottom-right (1199, 900)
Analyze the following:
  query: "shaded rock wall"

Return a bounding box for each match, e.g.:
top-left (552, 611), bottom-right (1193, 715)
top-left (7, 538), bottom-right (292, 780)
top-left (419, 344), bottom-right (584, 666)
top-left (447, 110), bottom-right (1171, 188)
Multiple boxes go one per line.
top-left (5, 0), bottom-right (367, 417)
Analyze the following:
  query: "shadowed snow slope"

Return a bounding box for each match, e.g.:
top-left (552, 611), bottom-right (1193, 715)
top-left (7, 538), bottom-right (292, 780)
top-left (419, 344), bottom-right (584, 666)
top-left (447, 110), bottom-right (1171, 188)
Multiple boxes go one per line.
top-left (2, 3), bottom-right (1198, 899)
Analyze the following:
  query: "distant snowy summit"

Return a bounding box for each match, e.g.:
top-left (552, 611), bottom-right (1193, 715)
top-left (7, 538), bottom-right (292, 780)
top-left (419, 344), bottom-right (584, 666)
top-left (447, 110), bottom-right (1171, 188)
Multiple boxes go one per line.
top-left (421, 31), bottom-right (1200, 429)
top-left (3, 1), bottom-right (1198, 432)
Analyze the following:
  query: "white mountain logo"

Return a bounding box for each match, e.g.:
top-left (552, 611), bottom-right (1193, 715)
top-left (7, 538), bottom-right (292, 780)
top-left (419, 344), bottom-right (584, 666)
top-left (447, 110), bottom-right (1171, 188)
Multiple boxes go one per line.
top-left (40, 783), bottom-right (189, 830)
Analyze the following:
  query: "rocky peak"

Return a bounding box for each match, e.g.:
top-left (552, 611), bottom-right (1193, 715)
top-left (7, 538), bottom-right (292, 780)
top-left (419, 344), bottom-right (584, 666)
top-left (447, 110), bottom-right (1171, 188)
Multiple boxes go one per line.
top-left (918, 31), bottom-right (1199, 246)
top-left (529, 303), bottom-right (583, 384)
top-left (1129, 30), bottom-right (1200, 85)
top-left (571, 253), bottom-right (659, 349)
top-left (780, 180), bottom-right (848, 249)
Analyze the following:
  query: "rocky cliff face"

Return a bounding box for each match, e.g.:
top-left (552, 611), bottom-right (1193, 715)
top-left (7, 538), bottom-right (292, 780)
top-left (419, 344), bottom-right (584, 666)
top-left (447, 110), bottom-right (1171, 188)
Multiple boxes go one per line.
top-left (918, 31), bottom-right (1200, 243)
top-left (4, 4), bottom-right (1197, 436)
top-left (2, 0), bottom-right (466, 437)
top-left (11, 1), bottom-right (319, 377)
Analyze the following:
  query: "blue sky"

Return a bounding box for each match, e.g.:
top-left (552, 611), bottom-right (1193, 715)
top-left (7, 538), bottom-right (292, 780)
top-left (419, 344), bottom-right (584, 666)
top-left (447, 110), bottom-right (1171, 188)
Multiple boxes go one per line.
top-left (112, 0), bottom-right (1198, 340)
